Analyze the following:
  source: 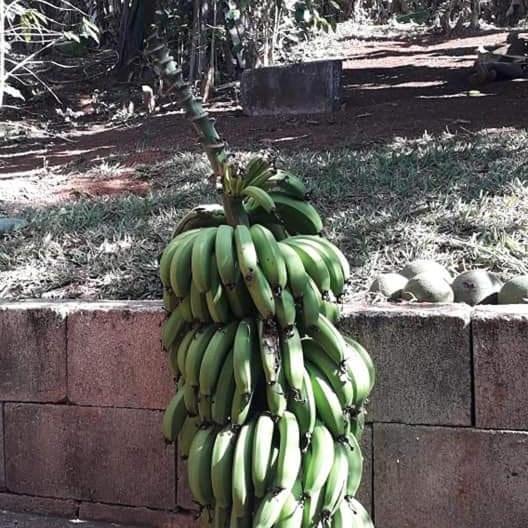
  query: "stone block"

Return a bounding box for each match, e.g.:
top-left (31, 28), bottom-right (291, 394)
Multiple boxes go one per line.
top-left (79, 502), bottom-right (197, 528)
top-left (0, 303), bottom-right (67, 402)
top-left (472, 305), bottom-right (528, 429)
top-left (240, 60), bottom-right (342, 116)
top-left (0, 493), bottom-right (77, 518)
top-left (67, 302), bottom-right (174, 409)
top-left (341, 303), bottom-right (472, 425)
top-left (373, 423), bottom-right (528, 528)
top-left (0, 406), bottom-right (4, 490)
top-left (4, 404), bottom-right (175, 509)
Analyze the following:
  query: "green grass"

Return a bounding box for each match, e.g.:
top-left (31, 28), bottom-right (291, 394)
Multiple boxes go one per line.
top-left (1, 129), bottom-right (527, 301)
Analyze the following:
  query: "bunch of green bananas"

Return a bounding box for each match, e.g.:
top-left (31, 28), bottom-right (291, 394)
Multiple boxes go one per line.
top-left (160, 157), bottom-right (375, 528)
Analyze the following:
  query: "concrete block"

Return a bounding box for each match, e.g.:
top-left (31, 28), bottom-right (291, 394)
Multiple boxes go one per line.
top-left (473, 305), bottom-right (528, 429)
top-left (67, 302), bottom-right (173, 409)
top-left (240, 60), bottom-right (342, 116)
top-left (0, 511), bottom-right (130, 528)
top-left (4, 404), bottom-right (175, 509)
top-left (341, 303), bottom-right (472, 425)
top-left (0, 406), bottom-right (4, 490)
top-left (356, 425), bottom-right (372, 515)
top-left (0, 304), bottom-right (66, 402)
top-left (0, 493), bottom-right (77, 518)
top-left (373, 423), bottom-right (528, 528)
top-left (79, 502), bottom-right (197, 528)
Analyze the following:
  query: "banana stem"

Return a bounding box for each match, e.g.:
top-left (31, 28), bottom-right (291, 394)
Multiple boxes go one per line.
top-left (145, 31), bottom-right (247, 226)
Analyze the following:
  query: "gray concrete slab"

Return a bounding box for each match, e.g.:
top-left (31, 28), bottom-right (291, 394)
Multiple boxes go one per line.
top-left (0, 510), bottom-right (133, 528)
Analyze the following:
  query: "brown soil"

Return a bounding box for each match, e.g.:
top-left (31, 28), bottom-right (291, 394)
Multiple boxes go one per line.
top-left (2, 29), bottom-right (527, 209)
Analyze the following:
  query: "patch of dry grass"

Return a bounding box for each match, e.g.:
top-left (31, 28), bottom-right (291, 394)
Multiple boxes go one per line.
top-left (1, 129), bottom-right (527, 300)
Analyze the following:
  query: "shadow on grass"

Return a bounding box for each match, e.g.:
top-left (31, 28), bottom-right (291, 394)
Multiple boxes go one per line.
top-left (1, 129), bottom-right (527, 300)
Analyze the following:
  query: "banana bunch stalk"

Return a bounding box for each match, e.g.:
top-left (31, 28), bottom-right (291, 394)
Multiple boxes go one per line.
top-left (150, 35), bottom-right (375, 528)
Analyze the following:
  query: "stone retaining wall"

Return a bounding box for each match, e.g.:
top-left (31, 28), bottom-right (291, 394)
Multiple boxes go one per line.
top-left (0, 301), bottom-right (527, 527)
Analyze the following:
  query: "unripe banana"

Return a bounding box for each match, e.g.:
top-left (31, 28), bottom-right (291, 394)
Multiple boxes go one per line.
top-left (302, 485), bottom-right (324, 528)
top-left (190, 279), bottom-right (212, 323)
top-left (276, 499), bottom-right (303, 528)
top-left (345, 337), bottom-right (375, 394)
top-left (232, 420), bottom-right (255, 517)
top-left (303, 339), bottom-right (354, 408)
top-left (206, 254), bottom-right (233, 324)
top-left (321, 300), bottom-right (341, 325)
top-left (163, 288), bottom-right (178, 313)
top-left (187, 425), bottom-right (217, 506)
top-left (281, 327), bottom-right (304, 396)
top-left (295, 235), bottom-right (350, 281)
top-left (230, 511), bottom-right (252, 528)
top-left (284, 239), bottom-right (331, 294)
top-left (274, 411), bottom-right (301, 491)
top-left (301, 278), bottom-right (321, 328)
top-left (306, 314), bottom-right (347, 366)
top-left (250, 224), bottom-right (287, 291)
top-left (278, 479), bottom-right (304, 522)
top-left (321, 441), bottom-right (348, 519)
top-left (185, 325), bottom-right (217, 388)
top-left (344, 342), bottom-right (372, 408)
top-left (199, 322), bottom-right (238, 397)
top-left (178, 415), bottom-right (200, 459)
top-left (183, 382), bottom-right (199, 416)
top-left (269, 193), bottom-right (323, 235)
top-left (343, 497), bottom-right (374, 528)
top-left (169, 234), bottom-right (197, 297)
top-left (288, 368), bottom-right (316, 449)
top-left (347, 408), bottom-right (366, 442)
top-left (198, 394), bottom-right (212, 423)
top-left (213, 505), bottom-right (230, 528)
top-left (235, 224), bottom-right (258, 280)
top-left (254, 489), bottom-right (290, 528)
top-left (306, 362), bottom-right (348, 437)
top-left (303, 422), bottom-right (335, 496)
top-left (233, 319), bottom-right (257, 396)
top-left (191, 226), bottom-right (217, 292)
top-left (278, 242), bottom-right (308, 299)
top-left (160, 229), bottom-right (198, 288)
top-left (231, 386), bottom-right (253, 426)
top-left (211, 349), bottom-right (236, 426)
top-left (245, 266), bottom-right (276, 320)
top-left (162, 389), bottom-right (187, 442)
top-left (270, 170), bottom-right (308, 200)
top-left (275, 288), bottom-right (297, 332)
top-left (225, 276), bottom-right (254, 318)
top-left (342, 434), bottom-right (363, 498)
top-left (215, 224), bottom-right (237, 288)
top-left (259, 319), bottom-right (280, 384)
top-left (211, 426), bottom-right (238, 507)
top-left (266, 367), bottom-right (288, 418)
top-left (242, 186), bottom-right (276, 213)
top-left (252, 413), bottom-right (275, 498)
top-left (176, 327), bottom-right (199, 379)
top-left (161, 304), bottom-right (188, 350)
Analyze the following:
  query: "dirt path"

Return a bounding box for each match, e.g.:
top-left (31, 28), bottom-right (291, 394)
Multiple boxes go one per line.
top-left (1, 28), bottom-right (526, 211)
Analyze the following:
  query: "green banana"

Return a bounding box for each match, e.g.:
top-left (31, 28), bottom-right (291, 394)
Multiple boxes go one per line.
top-left (187, 425), bottom-right (217, 506)
top-left (288, 368), bottom-right (316, 449)
top-left (347, 408), bottom-right (366, 442)
top-left (176, 327), bottom-right (199, 379)
top-left (278, 242), bottom-right (308, 299)
top-left (191, 226), bottom-right (218, 292)
top-left (276, 499), bottom-right (303, 528)
top-left (169, 234), bottom-right (196, 298)
top-left (163, 288), bottom-right (178, 313)
top-left (233, 319), bottom-right (257, 397)
top-left (161, 304), bottom-right (188, 350)
top-left (303, 339), bottom-right (354, 408)
top-left (284, 239), bottom-right (331, 294)
top-left (266, 368), bottom-right (288, 419)
top-left (254, 489), bottom-right (290, 528)
top-left (160, 229), bottom-right (199, 289)
top-left (172, 205), bottom-right (225, 237)
top-left (270, 170), bottom-right (307, 200)
top-left (301, 278), bottom-right (321, 328)
top-left (306, 314), bottom-right (347, 367)
top-left (232, 420), bottom-right (255, 517)
top-left (231, 386), bottom-right (253, 426)
top-left (252, 413), bottom-right (275, 498)
top-left (230, 511), bottom-right (252, 528)
top-left (281, 327), bottom-right (304, 396)
top-left (302, 484), bottom-right (324, 528)
top-left (190, 279), bottom-right (212, 323)
top-left (321, 441), bottom-right (348, 519)
top-left (250, 224), bottom-right (287, 291)
top-left (342, 434), bottom-right (363, 498)
top-left (259, 319), bottom-right (280, 384)
top-left (306, 362), bottom-right (348, 437)
top-left (162, 389), bottom-right (187, 442)
top-left (206, 254), bottom-right (233, 323)
top-left (303, 422), bottom-right (335, 496)
top-left (345, 337), bottom-right (375, 394)
top-left (274, 411), bottom-right (301, 491)
top-left (213, 505), bottom-right (230, 528)
top-left (185, 325), bottom-right (217, 387)
top-left (342, 497), bottom-right (374, 528)
top-left (215, 224), bottom-right (237, 288)
top-left (211, 426), bottom-right (238, 507)
top-left (275, 288), bottom-right (297, 331)
top-left (244, 156), bottom-right (272, 186)
top-left (242, 186), bottom-right (276, 213)
top-left (344, 342), bottom-right (372, 408)
top-left (235, 224), bottom-right (258, 280)
top-left (225, 276), bottom-right (254, 318)
top-left (295, 235), bottom-right (350, 281)
top-left (198, 393), bottom-right (212, 422)
top-left (278, 479), bottom-right (304, 522)
top-left (270, 193), bottom-right (323, 235)
top-left (321, 300), bottom-right (341, 324)
top-left (245, 266), bottom-right (276, 320)
top-left (211, 349), bottom-right (236, 426)
top-left (199, 322), bottom-right (238, 398)
top-left (183, 382), bottom-right (199, 416)
top-left (178, 415), bottom-right (200, 459)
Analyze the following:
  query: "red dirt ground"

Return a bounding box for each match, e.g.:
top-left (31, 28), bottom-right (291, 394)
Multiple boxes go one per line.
top-left (1, 29), bottom-right (527, 208)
